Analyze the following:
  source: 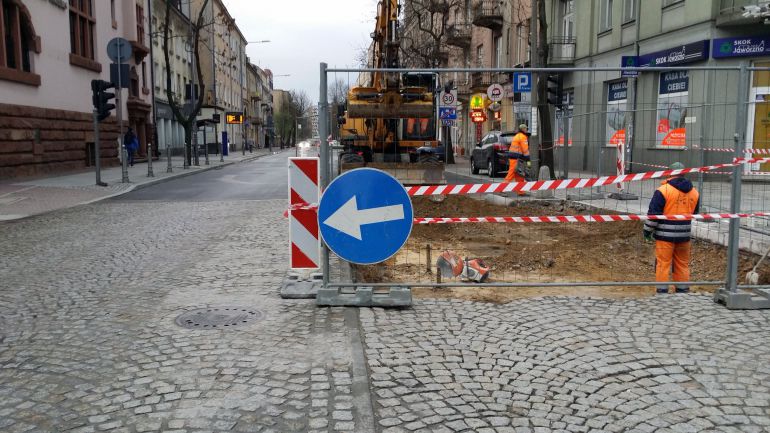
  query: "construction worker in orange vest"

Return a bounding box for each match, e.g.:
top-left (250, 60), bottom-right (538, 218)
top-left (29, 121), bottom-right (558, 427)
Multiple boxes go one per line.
top-left (643, 162), bottom-right (700, 294)
top-left (504, 124), bottom-right (531, 195)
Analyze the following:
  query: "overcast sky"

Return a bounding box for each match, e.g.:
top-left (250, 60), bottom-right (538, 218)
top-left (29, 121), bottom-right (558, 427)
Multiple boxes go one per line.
top-left (222, 0), bottom-right (377, 103)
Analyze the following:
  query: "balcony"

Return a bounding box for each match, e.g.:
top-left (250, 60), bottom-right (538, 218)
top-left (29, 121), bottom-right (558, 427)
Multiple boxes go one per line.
top-left (446, 23), bottom-right (471, 47)
top-left (717, 0), bottom-right (769, 26)
top-left (547, 37), bottom-right (576, 66)
top-left (471, 72), bottom-right (493, 91)
top-left (472, 0), bottom-right (503, 30)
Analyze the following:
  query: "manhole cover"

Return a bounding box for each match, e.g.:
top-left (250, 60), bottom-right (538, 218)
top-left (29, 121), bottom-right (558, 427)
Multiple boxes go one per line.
top-left (175, 307), bottom-right (263, 329)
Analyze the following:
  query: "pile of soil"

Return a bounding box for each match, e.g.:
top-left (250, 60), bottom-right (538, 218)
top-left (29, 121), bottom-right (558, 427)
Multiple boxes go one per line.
top-left (354, 196), bottom-right (770, 303)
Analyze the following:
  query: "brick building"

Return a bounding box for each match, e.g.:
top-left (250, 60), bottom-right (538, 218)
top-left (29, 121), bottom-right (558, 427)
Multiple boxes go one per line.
top-left (0, 0), bottom-right (153, 179)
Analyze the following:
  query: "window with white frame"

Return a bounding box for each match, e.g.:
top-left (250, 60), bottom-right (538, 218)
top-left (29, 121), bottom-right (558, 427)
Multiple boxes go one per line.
top-left (623, 0), bottom-right (636, 22)
top-left (600, 0), bottom-right (613, 32)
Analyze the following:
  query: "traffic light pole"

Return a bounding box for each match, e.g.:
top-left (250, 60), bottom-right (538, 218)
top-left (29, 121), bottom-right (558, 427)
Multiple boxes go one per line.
top-left (93, 110), bottom-right (108, 187)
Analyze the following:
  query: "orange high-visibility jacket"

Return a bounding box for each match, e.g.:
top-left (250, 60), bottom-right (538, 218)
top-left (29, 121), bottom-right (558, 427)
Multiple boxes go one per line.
top-left (509, 132), bottom-right (530, 161)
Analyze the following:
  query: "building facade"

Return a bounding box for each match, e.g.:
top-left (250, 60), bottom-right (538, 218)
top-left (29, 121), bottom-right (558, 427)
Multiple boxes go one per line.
top-left (545, 0), bottom-right (770, 175)
top-left (151, 0), bottom-right (192, 156)
top-left (192, 0), bottom-right (247, 153)
top-left (0, 0), bottom-right (153, 178)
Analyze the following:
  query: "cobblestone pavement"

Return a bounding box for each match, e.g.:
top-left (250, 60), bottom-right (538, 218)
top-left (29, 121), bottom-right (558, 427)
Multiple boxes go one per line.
top-left (0, 199), bottom-right (368, 432)
top-left (360, 297), bottom-right (770, 433)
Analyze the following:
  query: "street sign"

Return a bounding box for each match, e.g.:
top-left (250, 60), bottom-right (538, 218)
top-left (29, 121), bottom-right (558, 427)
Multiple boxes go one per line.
top-left (226, 112), bottom-right (244, 124)
top-left (439, 107), bottom-right (457, 120)
top-left (318, 168), bottom-right (413, 265)
top-left (440, 90), bottom-right (457, 107)
top-left (513, 72), bottom-right (532, 93)
top-left (487, 83), bottom-right (504, 102)
top-left (488, 101), bottom-right (502, 112)
top-left (621, 56), bottom-right (639, 77)
top-left (107, 37), bottom-right (132, 63)
top-left (441, 120), bottom-right (455, 126)
top-left (470, 93), bottom-right (485, 110)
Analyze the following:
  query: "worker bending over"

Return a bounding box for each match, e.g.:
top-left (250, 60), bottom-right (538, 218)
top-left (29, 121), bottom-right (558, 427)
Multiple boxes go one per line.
top-left (643, 162), bottom-right (700, 294)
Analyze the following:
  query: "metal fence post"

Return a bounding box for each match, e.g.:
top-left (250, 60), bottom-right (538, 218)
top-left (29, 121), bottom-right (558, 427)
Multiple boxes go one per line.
top-left (319, 62), bottom-right (330, 288)
top-left (714, 62), bottom-right (765, 308)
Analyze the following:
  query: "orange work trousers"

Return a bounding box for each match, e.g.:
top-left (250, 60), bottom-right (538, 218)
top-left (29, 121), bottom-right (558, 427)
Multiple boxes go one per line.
top-left (504, 159), bottom-right (527, 195)
top-left (655, 240), bottom-right (691, 291)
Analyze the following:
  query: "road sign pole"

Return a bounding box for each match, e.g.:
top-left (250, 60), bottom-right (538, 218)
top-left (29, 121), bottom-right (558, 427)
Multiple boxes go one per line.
top-left (319, 63), bottom-right (330, 287)
top-left (93, 110), bottom-right (107, 187)
top-left (116, 43), bottom-right (128, 184)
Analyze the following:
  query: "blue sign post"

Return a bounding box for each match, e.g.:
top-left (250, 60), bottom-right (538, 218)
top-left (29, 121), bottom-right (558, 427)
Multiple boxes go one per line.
top-left (318, 168), bottom-right (414, 265)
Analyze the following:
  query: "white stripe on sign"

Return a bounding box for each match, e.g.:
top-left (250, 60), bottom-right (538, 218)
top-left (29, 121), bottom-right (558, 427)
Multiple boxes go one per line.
top-left (290, 216), bottom-right (319, 266)
top-left (289, 163), bottom-right (318, 204)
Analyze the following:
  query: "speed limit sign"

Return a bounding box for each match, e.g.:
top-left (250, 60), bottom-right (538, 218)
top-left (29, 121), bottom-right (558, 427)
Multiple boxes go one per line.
top-left (440, 90), bottom-right (457, 107)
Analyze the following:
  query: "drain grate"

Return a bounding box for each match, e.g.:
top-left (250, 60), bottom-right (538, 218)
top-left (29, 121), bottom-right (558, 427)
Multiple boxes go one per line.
top-left (175, 307), bottom-right (263, 329)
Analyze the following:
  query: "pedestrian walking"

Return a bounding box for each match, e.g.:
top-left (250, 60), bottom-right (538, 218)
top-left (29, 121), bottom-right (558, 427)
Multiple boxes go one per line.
top-left (643, 162), bottom-right (700, 294)
top-left (504, 124), bottom-right (531, 196)
top-left (124, 128), bottom-right (138, 167)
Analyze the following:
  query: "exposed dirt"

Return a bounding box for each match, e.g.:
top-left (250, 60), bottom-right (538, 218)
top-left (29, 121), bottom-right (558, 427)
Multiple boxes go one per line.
top-left (354, 196), bottom-right (770, 303)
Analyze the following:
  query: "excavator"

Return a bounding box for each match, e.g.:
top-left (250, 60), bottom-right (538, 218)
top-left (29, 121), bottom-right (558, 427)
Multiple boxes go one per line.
top-left (337, 0), bottom-right (444, 184)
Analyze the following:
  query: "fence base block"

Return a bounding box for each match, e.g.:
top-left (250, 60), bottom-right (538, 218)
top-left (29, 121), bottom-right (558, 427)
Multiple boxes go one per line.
top-left (281, 270), bottom-right (323, 299)
top-left (567, 188), bottom-right (605, 201)
top-left (317, 286), bottom-right (412, 308)
top-left (713, 288), bottom-right (770, 310)
top-left (608, 191), bottom-right (639, 200)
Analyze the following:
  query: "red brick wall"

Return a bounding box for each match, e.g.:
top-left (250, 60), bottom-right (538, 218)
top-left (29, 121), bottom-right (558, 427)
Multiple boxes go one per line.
top-left (0, 103), bottom-right (121, 179)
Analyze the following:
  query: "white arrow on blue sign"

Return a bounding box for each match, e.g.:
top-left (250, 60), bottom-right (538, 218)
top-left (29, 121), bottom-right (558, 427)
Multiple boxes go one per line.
top-left (318, 168), bottom-right (414, 265)
top-left (439, 107), bottom-right (457, 120)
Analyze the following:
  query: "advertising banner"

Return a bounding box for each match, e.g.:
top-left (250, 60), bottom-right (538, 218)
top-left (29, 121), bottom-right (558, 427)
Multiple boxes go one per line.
top-left (606, 81), bottom-right (627, 148)
top-left (656, 71), bottom-right (689, 148)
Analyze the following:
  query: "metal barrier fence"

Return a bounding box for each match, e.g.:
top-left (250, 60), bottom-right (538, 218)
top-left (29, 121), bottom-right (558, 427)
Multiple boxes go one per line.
top-left (316, 63), bottom-right (770, 309)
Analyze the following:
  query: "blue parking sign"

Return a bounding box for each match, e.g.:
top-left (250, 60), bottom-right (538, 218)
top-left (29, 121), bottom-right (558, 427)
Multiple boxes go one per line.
top-left (513, 72), bottom-right (532, 93)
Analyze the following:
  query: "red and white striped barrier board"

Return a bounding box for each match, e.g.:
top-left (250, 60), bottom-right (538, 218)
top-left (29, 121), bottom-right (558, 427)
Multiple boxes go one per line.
top-left (406, 158), bottom-right (770, 197)
top-left (288, 158), bottom-right (320, 269)
top-left (414, 212), bottom-right (770, 224)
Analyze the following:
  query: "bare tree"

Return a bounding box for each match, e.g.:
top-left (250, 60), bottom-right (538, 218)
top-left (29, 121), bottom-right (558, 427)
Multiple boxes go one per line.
top-left (161, 0), bottom-right (211, 166)
top-left (290, 90), bottom-right (312, 143)
top-left (534, 0), bottom-right (555, 178)
top-left (400, 0), bottom-right (462, 68)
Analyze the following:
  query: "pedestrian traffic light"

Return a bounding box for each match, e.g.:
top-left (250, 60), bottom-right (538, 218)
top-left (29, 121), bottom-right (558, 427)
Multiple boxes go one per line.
top-left (91, 79), bottom-right (116, 122)
top-left (546, 73), bottom-right (563, 109)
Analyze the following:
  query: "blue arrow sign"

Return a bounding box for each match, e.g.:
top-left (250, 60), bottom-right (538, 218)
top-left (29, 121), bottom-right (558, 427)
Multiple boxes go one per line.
top-left (318, 168), bottom-right (413, 265)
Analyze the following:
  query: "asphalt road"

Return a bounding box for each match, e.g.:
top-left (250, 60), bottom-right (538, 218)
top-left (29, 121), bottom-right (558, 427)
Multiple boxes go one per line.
top-left (117, 151), bottom-right (290, 201)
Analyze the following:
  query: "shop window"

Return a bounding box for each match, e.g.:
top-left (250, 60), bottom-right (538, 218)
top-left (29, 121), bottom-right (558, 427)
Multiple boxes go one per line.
top-left (656, 71), bottom-right (688, 148)
top-left (606, 80), bottom-right (627, 148)
top-left (0, 0), bottom-right (40, 85)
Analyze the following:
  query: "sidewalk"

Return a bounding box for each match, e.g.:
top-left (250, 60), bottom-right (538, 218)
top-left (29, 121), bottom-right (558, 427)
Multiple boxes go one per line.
top-left (0, 148), bottom-right (285, 221)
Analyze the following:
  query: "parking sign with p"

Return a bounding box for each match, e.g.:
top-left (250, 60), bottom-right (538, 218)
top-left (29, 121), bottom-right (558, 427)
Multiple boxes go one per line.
top-left (513, 72), bottom-right (532, 93)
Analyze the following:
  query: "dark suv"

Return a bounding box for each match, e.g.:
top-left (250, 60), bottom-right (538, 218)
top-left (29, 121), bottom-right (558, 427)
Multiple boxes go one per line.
top-left (470, 131), bottom-right (516, 177)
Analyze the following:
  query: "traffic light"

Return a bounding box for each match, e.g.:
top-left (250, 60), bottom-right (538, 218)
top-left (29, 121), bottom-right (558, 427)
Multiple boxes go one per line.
top-left (91, 80), bottom-right (116, 122)
top-left (337, 103), bottom-right (346, 125)
top-left (546, 73), bottom-right (563, 109)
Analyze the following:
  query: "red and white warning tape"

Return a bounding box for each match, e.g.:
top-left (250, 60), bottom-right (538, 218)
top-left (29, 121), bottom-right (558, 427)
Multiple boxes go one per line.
top-left (628, 161), bottom-right (732, 175)
top-left (406, 158), bottom-right (770, 196)
top-left (694, 147), bottom-right (770, 154)
top-left (414, 212), bottom-right (770, 224)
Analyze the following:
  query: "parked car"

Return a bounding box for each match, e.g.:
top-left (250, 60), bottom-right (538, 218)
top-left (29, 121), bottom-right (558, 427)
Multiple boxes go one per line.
top-left (470, 131), bottom-right (517, 177)
top-left (412, 144), bottom-right (445, 163)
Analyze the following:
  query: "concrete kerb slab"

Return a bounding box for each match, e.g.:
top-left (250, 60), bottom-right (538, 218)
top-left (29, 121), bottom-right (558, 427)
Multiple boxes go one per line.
top-left (280, 269), bottom-right (323, 299)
